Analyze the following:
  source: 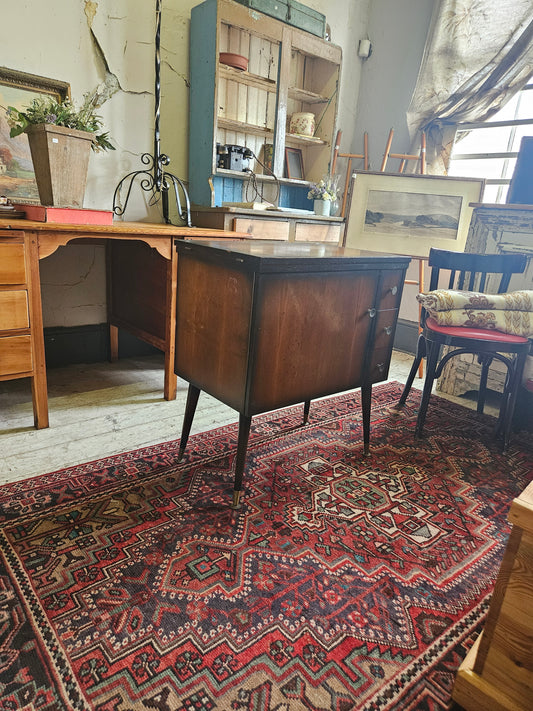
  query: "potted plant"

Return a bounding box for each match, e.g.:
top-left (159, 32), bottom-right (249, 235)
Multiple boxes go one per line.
top-left (6, 89), bottom-right (114, 208)
top-left (307, 175), bottom-right (339, 216)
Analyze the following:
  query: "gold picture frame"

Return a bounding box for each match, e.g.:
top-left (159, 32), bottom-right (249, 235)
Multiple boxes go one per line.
top-left (345, 171), bottom-right (485, 257)
top-left (0, 67), bottom-right (70, 203)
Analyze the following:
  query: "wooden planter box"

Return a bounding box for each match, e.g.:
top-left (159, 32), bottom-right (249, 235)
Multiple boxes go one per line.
top-left (26, 123), bottom-right (94, 208)
top-left (452, 479), bottom-right (533, 710)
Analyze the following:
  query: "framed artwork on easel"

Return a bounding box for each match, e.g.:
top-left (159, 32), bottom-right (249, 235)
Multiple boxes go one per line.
top-left (344, 171), bottom-right (485, 257)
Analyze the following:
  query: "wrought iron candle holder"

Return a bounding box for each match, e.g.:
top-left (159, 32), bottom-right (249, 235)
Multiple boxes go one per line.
top-left (113, 0), bottom-right (191, 226)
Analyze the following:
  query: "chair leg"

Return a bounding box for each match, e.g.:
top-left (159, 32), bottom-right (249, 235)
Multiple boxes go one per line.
top-left (500, 352), bottom-right (528, 452)
top-left (398, 334), bottom-right (426, 406)
top-left (415, 339), bottom-right (440, 438)
top-left (477, 354), bottom-right (493, 414)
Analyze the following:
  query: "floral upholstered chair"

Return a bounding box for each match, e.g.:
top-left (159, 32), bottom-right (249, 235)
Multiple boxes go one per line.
top-left (397, 248), bottom-right (531, 450)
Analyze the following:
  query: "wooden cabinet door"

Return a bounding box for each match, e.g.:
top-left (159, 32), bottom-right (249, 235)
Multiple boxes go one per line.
top-left (249, 270), bottom-right (379, 413)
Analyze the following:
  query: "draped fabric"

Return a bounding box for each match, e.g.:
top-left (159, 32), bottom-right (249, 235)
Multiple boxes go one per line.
top-left (407, 0), bottom-right (533, 173)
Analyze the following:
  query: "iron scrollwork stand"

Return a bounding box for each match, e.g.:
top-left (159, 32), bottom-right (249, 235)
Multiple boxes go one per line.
top-left (112, 0), bottom-right (191, 226)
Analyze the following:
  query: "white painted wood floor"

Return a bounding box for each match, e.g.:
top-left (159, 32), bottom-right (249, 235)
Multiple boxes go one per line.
top-left (0, 350), bottom-right (494, 486)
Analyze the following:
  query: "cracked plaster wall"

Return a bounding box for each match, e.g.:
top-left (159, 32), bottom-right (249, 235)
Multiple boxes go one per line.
top-left (1, 1), bottom-right (430, 330)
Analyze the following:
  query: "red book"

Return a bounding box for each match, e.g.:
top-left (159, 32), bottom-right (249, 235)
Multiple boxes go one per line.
top-left (13, 204), bottom-right (114, 225)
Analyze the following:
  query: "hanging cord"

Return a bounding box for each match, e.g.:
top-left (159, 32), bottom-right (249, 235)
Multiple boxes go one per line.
top-left (243, 147), bottom-right (280, 204)
top-left (313, 86), bottom-right (338, 138)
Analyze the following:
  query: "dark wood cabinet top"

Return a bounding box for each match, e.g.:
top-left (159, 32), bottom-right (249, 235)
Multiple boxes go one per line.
top-left (177, 239), bottom-right (411, 273)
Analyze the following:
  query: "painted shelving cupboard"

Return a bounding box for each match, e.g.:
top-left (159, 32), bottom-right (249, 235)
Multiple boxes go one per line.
top-left (188, 0), bottom-right (342, 211)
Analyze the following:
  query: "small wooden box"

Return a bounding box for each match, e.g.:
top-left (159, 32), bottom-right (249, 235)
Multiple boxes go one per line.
top-left (452, 480), bottom-right (533, 710)
top-left (233, 0), bottom-right (326, 38)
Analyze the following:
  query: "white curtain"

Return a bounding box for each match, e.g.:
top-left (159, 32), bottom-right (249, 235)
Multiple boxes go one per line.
top-left (407, 0), bottom-right (533, 173)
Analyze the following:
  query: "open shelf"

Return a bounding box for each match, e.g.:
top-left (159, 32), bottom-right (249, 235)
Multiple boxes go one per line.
top-left (217, 117), bottom-right (274, 138)
top-left (285, 133), bottom-right (327, 146)
top-left (288, 86), bottom-right (329, 104)
top-left (220, 65), bottom-right (277, 93)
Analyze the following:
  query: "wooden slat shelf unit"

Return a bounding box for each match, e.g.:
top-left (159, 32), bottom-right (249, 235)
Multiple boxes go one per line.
top-left (189, 0), bottom-right (341, 210)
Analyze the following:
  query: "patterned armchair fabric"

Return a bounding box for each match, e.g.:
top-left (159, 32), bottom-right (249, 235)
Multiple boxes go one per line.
top-left (416, 289), bottom-right (533, 337)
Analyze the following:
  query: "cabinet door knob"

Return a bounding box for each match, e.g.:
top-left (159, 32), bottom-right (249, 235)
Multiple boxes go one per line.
top-left (390, 285), bottom-right (398, 295)
top-left (376, 362), bottom-right (385, 372)
top-left (368, 308), bottom-right (377, 318)
top-left (384, 326), bottom-right (393, 335)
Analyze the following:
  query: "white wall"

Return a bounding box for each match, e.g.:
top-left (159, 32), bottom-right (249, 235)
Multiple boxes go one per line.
top-left (0, 0), bottom-right (429, 329)
top-left (351, 0), bottom-right (436, 169)
top-left (350, 0), bottom-right (436, 324)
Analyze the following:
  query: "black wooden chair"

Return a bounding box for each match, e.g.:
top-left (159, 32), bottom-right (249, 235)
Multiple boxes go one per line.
top-left (398, 248), bottom-right (530, 450)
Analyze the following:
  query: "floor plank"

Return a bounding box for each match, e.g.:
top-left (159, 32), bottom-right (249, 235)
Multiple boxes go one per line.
top-left (0, 350), bottom-right (496, 485)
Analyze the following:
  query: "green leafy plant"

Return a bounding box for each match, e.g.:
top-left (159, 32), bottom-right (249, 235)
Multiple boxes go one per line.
top-left (6, 88), bottom-right (114, 152)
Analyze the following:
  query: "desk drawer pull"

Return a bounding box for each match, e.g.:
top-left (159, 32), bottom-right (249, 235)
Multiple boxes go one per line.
top-left (376, 362), bottom-right (385, 373)
top-left (368, 308), bottom-right (377, 318)
top-left (384, 325), bottom-right (393, 336)
top-left (390, 285), bottom-right (398, 295)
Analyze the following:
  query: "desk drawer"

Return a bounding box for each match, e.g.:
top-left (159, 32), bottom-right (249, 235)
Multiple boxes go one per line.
top-left (373, 308), bottom-right (399, 350)
top-left (233, 217), bottom-right (289, 240)
top-left (0, 243), bottom-right (27, 284)
top-left (0, 291), bottom-right (29, 330)
top-left (294, 222), bottom-right (342, 243)
top-left (378, 270), bottom-right (405, 310)
top-left (0, 335), bottom-right (32, 376)
top-left (368, 346), bottom-right (393, 383)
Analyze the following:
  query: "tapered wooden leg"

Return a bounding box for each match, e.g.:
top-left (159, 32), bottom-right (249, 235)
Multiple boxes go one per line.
top-left (178, 384), bottom-right (200, 461)
top-left (361, 383), bottom-right (372, 456)
top-left (303, 400), bottom-right (311, 424)
top-left (163, 250), bottom-right (178, 401)
top-left (109, 324), bottom-right (119, 362)
top-left (24, 232), bottom-right (49, 429)
top-left (232, 414), bottom-right (252, 509)
top-left (398, 334), bottom-right (426, 407)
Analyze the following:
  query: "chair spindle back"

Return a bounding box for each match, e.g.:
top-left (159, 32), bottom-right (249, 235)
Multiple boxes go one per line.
top-left (427, 248), bottom-right (528, 295)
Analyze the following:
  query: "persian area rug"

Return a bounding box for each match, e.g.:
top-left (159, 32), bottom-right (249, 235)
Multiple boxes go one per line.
top-left (1, 383), bottom-right (532, 711)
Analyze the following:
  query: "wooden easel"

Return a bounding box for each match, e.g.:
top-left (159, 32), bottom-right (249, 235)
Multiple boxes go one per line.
top-left (380, 129), bottom-right (427, 377)
top-left (338, 128), bottom-right (427, 377)
top-left (333, 131), bottom-right (369, 217)
top-left (381, 128), bottom-right (426, 174)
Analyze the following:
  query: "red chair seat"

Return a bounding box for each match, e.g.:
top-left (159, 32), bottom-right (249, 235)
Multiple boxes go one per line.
top-left (426, 317), bottom-right (529, 344)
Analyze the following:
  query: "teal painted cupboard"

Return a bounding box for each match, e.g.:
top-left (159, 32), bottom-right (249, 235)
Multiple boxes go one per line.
top-left (188, 0), bottom-right (342, 211)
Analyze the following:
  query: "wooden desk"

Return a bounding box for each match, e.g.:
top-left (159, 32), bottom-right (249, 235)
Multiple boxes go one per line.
top-left (0, 219), bottom-right (239, 429)
top-left (174, 240), bottom-right (410, 507)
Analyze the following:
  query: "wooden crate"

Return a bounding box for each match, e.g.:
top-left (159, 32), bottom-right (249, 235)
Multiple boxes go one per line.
top-left (452, 479), bottom-right (533, 710)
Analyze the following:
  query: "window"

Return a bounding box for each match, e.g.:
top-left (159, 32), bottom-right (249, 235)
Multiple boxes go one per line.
top-left (448, 77), bottom-right (533, 203)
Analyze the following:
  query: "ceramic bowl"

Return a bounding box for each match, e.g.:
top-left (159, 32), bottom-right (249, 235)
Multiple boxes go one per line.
top-left (219, 52), bottom-right (248, 71)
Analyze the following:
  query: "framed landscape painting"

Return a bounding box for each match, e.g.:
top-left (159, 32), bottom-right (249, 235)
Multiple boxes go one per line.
top-left (0, 67), bottom-right (70, 203)
top-left (344, 171), bottom-right (485, 257)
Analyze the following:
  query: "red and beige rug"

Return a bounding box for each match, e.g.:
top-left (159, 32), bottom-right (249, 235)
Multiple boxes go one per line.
top-left (1, 382), bottom-right (531, 710)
